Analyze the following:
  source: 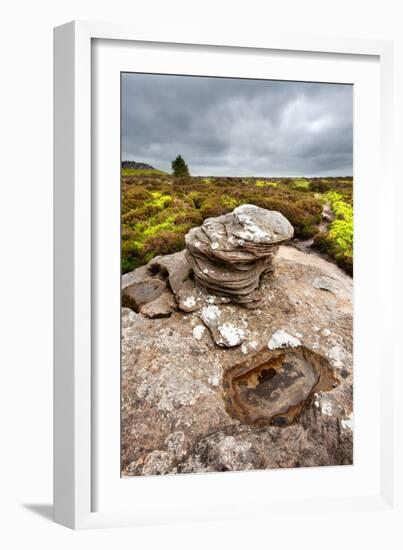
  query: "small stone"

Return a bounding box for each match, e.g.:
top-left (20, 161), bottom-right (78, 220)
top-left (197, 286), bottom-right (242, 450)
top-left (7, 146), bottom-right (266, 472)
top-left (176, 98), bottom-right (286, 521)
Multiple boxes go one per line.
top-left (122, 279), bottom-right (167, 311)
top-left (199, 305), bottom-right (246, 347)
top-left (217, 323), bottom-right (245, 347)
top-left (192, 325), bottom-right (206, 340)
top-left (268, 329), bottom-right (301, 350)
top-left (139, 291), bottom-right (177, 319)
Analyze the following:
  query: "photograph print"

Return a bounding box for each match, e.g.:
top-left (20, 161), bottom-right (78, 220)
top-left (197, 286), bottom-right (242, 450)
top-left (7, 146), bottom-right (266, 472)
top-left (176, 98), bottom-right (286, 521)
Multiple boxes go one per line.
top-left (120, 73), bottom-right (353, 476)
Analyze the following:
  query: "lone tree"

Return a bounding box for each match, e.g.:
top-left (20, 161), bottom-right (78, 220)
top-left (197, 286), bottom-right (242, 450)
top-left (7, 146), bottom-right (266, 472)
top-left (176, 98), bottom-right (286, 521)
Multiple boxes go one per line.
top-left (171, 155), bottom-right (190, 177)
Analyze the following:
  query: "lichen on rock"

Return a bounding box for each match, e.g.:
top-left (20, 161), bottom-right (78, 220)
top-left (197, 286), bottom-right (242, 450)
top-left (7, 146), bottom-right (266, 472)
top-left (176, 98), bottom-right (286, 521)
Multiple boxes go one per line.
top-left (121, 231), bottom-right (353, 475)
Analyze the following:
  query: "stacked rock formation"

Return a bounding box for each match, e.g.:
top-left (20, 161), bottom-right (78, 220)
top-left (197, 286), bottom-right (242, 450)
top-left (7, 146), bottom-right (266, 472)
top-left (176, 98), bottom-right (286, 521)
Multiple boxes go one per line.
top-left (185, 204), bottom-right (294, 307)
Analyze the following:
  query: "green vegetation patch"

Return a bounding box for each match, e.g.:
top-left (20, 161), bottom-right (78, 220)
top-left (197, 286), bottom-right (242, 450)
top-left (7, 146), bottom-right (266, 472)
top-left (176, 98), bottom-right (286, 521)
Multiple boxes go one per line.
top-left (121, 173), bottom-right (353, 274)
top-left (255, 180), bottom-right (279, 188)
top-left (291, 178), bottom-right (310, 190)
top-left (314, 191), bottom-right (353, 274)
top-left (121, 168), bottom-right (167, 176)
top-left (144, 191), bottom-right (173, 209)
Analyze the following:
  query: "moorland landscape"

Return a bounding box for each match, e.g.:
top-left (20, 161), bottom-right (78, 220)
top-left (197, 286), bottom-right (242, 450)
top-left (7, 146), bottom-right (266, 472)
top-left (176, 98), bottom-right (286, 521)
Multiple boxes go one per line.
top-left (121, 160), bottom-right (353, 276)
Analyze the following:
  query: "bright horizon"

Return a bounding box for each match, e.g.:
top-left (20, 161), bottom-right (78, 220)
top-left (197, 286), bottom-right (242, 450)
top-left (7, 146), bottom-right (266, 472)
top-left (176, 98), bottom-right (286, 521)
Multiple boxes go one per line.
top-left (121, 159), bottom-right (352, 179)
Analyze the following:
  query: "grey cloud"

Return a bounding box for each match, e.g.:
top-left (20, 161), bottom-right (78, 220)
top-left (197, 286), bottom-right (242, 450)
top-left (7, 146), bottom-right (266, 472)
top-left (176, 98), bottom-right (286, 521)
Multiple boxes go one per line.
top-left (122, 73), bottom-right (352, 177)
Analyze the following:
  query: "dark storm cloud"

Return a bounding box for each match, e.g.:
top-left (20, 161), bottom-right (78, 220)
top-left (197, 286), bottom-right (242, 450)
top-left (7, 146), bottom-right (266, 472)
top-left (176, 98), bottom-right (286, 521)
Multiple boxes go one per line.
top-left (122, 73), bottom-right (352, 176)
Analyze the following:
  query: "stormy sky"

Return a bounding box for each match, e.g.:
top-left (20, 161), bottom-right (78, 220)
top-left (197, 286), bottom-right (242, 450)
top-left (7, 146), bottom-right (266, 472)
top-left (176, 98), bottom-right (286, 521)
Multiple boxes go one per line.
top-left (122, 73), bottom-right (353, 177)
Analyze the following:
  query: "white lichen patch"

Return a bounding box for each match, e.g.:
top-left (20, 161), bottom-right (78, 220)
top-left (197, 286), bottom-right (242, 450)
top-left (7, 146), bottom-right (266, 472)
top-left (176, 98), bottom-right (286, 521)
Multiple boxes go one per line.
top-left (183, 295), bottom-right (196, 309)
top-left (268, 329), bottom-right (301, 350)
top-left (314, 396), bottom-right (334, 416)
top-left (141, 450), bottom-right (174, 476)
top-left (327, 344), bottom-right (346, 368)
top-left (200, 305), bottom-right (220, 326)
top-left (341, 414), bottom-right (353, 431)
top-left (207, 356), bottom-right (222, 387)
top-left (192, 325), bottom-right (206, 341)
top-left (233, 205), bottom-right (274, 243)
top-left (216, 436), bottom-right (254, 470)
top-left (207, 373), bottom-right (220, 386)
top-left (165, 431), bottom-right (186, 459)
top-left (217, 323), bottom-right (245, 347)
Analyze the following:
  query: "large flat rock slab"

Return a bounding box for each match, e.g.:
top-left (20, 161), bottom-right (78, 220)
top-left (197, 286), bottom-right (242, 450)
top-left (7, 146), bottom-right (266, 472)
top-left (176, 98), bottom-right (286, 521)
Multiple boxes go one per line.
top-left (121, 245), bottom-right (353, 476)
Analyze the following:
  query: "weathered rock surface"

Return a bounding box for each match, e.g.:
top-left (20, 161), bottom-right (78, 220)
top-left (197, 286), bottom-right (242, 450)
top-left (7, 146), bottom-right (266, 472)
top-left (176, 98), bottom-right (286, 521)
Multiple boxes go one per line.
top-left (121, 245), bottom-right (353, 476)
top-left (185, 204), bottom-right (293, 307)
top-left (122, 206), bottom-right (293, 319)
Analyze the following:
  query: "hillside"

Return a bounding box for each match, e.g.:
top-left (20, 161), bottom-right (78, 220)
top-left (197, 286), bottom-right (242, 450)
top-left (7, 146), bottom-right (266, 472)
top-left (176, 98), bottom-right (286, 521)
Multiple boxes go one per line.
top-left (121, 160), bottom-right (167, 176)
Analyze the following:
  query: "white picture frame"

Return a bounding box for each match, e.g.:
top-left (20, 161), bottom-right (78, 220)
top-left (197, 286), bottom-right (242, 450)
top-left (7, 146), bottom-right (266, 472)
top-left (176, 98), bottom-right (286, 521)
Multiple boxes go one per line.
top-left (54, 20), bottom-right (399, 530)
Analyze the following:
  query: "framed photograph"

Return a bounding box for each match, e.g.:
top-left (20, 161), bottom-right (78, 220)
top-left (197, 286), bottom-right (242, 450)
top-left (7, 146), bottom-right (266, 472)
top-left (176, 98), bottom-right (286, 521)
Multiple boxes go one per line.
top-left (54, 21), bottom-right (398, 530)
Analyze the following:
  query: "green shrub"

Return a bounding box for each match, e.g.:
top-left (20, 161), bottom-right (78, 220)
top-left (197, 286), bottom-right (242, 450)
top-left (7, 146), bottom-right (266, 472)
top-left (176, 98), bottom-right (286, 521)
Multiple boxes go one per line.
top-left (255, 180), bottom-right (279, 188)
top-left (143, 231), bottom-right (185, 258)
top-left (121, 168), bottom-right (167, 176)
top-left (121, 173), bottom-right (353, 274)
top-left (200, 198), bottom-right (228, 219)
top-left (291, 178), bottom-right (310, 190)
top-left (312, 191), bottom-right (353, 274)
top-left (310, 179), bottom-right (331, 193)
top-left (220, 194), bottom-right (239, 209)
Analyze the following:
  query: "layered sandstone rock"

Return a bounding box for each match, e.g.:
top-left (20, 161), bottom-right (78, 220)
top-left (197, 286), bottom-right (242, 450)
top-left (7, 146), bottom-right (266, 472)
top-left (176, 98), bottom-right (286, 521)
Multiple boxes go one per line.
top-left (185, 204), bottom-right (294, 307)
top-left (122, 206), bottom-right (294, 320)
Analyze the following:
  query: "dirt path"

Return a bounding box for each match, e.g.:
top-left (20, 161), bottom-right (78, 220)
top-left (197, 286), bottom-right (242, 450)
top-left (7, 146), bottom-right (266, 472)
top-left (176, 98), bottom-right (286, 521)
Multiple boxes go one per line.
top-left (288, 202), bottom-right (334, 257)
